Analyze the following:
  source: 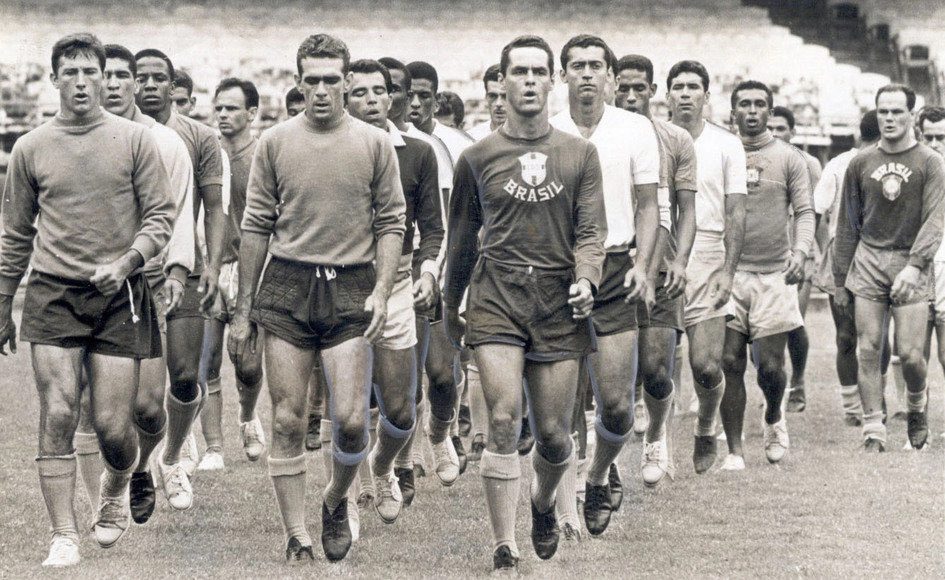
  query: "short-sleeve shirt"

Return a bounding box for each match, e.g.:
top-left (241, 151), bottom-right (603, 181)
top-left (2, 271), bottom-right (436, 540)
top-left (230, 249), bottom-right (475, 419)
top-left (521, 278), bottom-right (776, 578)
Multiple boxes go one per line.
top-left (692, 121), bottom-right (748, 248)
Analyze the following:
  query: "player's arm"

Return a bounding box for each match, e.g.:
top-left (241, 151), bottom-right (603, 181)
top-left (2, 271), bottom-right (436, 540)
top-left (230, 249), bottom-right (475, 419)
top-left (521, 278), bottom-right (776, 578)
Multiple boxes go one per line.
top-left (573, 144), bottom-right (607, 319)
top-left (627, 182), bottom-right (659, 305)
top-left (160, 142), bottom-right (196, 312)
top-left (195, 134), bottom-right (227, 309)
top-left (444, 154), bottom-right (484, 347)
top-left (832, 165), bottom-right (861, 308)
top-left (784, 152), bottom-right (815, 285)
top-left (711, 140), bottom-right (747, 308)
top-left (893, 154), bottom-right (945, 301)
top-left (414, 143), bottom-right (444, 308)
top-left (666, 188), bottom-right (696, 298)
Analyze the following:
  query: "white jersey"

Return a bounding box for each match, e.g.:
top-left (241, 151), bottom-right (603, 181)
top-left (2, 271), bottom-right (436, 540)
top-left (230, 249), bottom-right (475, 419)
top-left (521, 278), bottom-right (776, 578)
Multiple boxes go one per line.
top-left (550, 104), bottom-right (663, 251)
top-left (692, 120), bottom-right (748, 249)
top-left (813, 147), bottom-right (858, 243)
top-left (467, 121), bottom-right (494, 142)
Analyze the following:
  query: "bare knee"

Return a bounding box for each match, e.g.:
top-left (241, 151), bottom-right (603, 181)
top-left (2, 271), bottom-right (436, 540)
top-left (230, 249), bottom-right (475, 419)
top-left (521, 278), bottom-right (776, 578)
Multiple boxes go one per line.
top-left (488, 409), bottom-right (518, 453)
top-left (533, 428), bottom-right (571, 462)
top-left (692, 358), bottom-right (722, 387)
top-left (333, 416), bottom-right (367, 452)
top-left (271, 404), bottom-right (305, 448)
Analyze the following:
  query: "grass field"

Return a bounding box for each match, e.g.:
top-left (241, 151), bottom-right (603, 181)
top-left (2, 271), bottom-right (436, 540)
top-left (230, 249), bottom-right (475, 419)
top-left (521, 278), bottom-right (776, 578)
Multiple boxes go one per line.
top-left (0, 295), bottom-right (942, 578)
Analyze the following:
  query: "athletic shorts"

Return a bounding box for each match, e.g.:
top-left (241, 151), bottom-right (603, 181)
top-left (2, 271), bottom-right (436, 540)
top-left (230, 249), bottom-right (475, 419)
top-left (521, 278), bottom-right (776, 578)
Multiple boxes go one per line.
top-left (844, 244), bottom-right (931, 305)
top-left (684, 246), bottom-right (728, 328)
top-left (165, 274), bottom-right (209, 321)
top-left (590, 252), bottom-right (638, 336)
top-left (727, 270), bottom-right (804, 341)
top-left (637, 273), bottom-right (685, 332)
top-left (250, 257), bottom-right (373, 350)
top-left (465, 259), bottom-right (593, 362)
top-left (933, 261), bottom-right (945, 326)
top-left (376, 273), bottom-right (418, 351)
top-left (813, 238), bottom-right (837, 295)
top-left (212, 260), bottom-right (239, 323)
top-left (20, 270), bottom-right (161, 359)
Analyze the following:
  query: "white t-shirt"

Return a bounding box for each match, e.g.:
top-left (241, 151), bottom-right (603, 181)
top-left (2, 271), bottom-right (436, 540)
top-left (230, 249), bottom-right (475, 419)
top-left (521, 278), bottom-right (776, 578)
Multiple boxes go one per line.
top-left (813, 147), bottom-right (858, 242)
top-left (467, 122), bottom-right (494, 142)
top-left (550, 105), bottom-right (663, 250)
top-left (692, 121), bottom-right (748, 248)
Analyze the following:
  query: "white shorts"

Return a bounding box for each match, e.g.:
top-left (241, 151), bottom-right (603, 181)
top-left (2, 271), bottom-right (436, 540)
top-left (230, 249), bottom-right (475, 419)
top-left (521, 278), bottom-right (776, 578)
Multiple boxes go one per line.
top-left (376, 274), bottom-right (418, 350)
top-left (933, 261), bottom-right (945, 326)
top-left (727, 270), bottom-right (804, 341)
top-left (684, 245), bottom-right (728, 328)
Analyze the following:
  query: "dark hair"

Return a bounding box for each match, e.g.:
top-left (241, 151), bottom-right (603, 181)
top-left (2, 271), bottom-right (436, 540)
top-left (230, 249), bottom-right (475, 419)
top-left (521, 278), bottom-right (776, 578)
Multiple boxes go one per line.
top-left (436, 91), bottom-right (465, 126)
top-left (666, 60), bottom-right (710, 93)
top-left (860, 109), bottom-right (880, 142)
top-left (379, 57), bottom-right (411, 92)
top-left (770, 105), bottom-right (795, 129)
top-left (134, 48), bottom-right (175, 80)
top-left (500, 35), bottom-right (555, 76)
top-left (51, 33), bottom-right (105, 75)
top-left (296, 33), bottom-right (350, 76)
top-left (349, 59), bottom-right (392, 94)
top-left (483, 63), bottom-right (501, 91)
top-left (104, 43), bottom-right (136, 76)
top-left (173, 69), bottom-right (194, 97)
top-left (560, 34), bottom-right (616, 72)
top-left (214, 77), bottom-right (259, 109)
top-left (285, 87), bottom-right (304, 108)
top-left (875, 83), bottom-right (917, 111)
top-left (616, 54), bottom-right (653, 84)
top-left (918, 105), bottom-right (945, 128)
top-left (731, 80), bottom-right (772, 110)
top-left (406, 61), bottom-right (438, 93)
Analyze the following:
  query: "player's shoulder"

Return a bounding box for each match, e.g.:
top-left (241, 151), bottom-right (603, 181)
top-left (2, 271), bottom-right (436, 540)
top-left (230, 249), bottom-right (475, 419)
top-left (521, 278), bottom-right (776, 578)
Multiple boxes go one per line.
top-left (401, 132), bottom-right (436, 156)
top-left (703, 121), bottom-right (740, 142)
top-left (605, 105), bottom-right (652, 129)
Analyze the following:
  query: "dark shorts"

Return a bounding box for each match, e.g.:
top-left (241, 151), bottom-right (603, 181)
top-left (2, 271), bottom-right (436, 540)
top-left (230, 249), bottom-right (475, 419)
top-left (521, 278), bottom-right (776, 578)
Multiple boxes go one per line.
top-left (637, 273), bottom-right (685, 332)
top-left (250, 257), bottom-right (373, 350)
top-left (165, 274), bottom-right (209, 321)
top-left (21, 270), bottom-right (161, 359)
top-left (590, 252), bottom-right (638, 336)
top-left (465, 259), bottom-right (593, 362)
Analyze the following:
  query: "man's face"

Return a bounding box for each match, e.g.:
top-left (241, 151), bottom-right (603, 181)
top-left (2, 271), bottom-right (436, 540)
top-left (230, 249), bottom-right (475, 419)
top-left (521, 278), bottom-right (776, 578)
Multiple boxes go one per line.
top-left (102, 57), bottom-right (137, 119)
top-left (170, 86), bottom-right (195, 116)
top-left (388, 68), bottom-right (408, 122)
top-left (295, 57), bottom-right (348, 127)
top-left (615, 68), bottom-right (654, 115)
top-left (407, 77), bottom-right (436, 128)
top-left (767, 115), bottom-right (793, 141)
top-left (51, 53), bottom-right (103, 120)
top-left (214, 86), bottom-right (256, 138)
top-left (921, 118), bottom-right (945, 157)
top-left (503, 46), bottom-right (553, 118)
top-left (485, 79), bottom-right (507, 128)
top-left (876, 91), bottom-right (913, 144)
top-left (733, 88), bottom-right (770, 138)
top-left (286, 100), bottom-right (305, 117)
top-left (667, 71), bottom-right (707, 124)
top-left (347, 71), bottom-right (391, 130)
top-left (135, 56), bottom-right (173, 116)
top-left (561, 46), bottom-right (609, 106)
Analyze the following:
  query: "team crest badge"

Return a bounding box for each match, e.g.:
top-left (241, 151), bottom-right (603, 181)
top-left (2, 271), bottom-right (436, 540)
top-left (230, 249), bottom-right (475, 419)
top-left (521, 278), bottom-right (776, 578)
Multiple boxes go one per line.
top-left (746, 166), bottom-right (762, 187)
top-left (518, 152), bottom-right (548, 186)
top-left (881, 174), bottom-right (903, 201)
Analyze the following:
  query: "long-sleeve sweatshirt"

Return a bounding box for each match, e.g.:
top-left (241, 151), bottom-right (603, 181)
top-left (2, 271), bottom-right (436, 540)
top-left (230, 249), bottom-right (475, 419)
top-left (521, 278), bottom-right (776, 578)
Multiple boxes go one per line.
top-left (739, 132), bottom-right (815, 273)
top-left (241, 113), bottom-right (406, 266)
top-left (444, 127), bottom-right (607, 308)
top-left (391, 123), bottom-right (444, 276)
top-left (833, 142), bottom-right (945, 287)
top-left (0, 109), bottom-right (175, 295)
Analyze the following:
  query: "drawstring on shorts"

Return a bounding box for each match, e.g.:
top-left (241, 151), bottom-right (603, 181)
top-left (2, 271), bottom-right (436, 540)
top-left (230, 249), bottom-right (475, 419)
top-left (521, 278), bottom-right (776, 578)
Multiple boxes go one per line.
top-left (126, 280), bottom-right (140, 323)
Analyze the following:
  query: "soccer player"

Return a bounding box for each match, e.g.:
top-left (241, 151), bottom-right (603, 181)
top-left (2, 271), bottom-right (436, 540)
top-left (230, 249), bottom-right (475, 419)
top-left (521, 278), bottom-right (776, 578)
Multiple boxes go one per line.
top-left (666, 60), bottom-right (747, 473)
top-left (435, 90), bottom-right (466, 130)
top-left (170, 69), bottom-right (196, 116)
top-left (445, 35), bottom-right (606, 573)
top-left (918, 107), bottom-right (945, 378)
top-left (768, 105), bottom-right (822, 412)
top-left (549, 35), bottom-right (661, 535)
top-left (135, 48), bottom-right (227, 508)
top-left (228, 34), bottom-right (406, 562)
top-left (0, 33), bottom-right (174, 567)
top-left (467, 63), bottom-right (506, 141)
top-left (285, 87), bottom-right (305, 118)
top-left (196, 77), bottom-right (265, 471)
top-left (833, 84), bottom-right (945, 452)
top-left (719, 81), bottom-right (815, 470)
top-left (345, 58), bottom-right (444, 521)
top-left (614, 54), bottom-right (698, 487)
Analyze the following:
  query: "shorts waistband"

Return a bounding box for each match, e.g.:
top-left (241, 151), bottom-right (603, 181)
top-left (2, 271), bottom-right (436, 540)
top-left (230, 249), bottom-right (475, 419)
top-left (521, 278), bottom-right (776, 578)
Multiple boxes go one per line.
top-left (482, 259), bottom-right (572, 277)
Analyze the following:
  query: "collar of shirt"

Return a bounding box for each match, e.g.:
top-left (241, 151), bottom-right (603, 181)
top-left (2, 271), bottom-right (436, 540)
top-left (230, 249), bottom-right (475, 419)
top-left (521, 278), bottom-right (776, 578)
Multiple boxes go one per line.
top-left (386, 119), bottom-right (406, 148)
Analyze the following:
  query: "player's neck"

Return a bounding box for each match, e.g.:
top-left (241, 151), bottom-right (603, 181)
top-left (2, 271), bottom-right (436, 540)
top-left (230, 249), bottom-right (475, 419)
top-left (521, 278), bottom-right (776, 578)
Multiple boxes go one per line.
top-left (415, 117), bottom-right (435, 135)
top-left (675, 116), bottom-right (705, 140)
top-left (504, 111), bottom-right (550, 140)
top-left (147, 106), bottom-right (172, 125)
top-left (222, 130), bottom-right (254, 153)
top-left (570, 97), bottom-right (605, 136)
top-left (880, 133), bottom-right (917, 154)
top-left (390, 116), bottom-right (408, 132)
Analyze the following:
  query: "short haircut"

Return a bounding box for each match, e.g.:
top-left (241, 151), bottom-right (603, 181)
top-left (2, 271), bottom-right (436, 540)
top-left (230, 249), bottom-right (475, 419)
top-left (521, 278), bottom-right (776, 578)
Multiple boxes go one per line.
top-left (406, 61), bottom-right (438, 93)
top-left (500, 35), bottom-right (555, 77)
top-left (349, 59), bottom-right (392, 93)
top-left (731, 80), bottom-right (773, 109)
top-left (174, 69), bottom-right (194, 96)
top-left (770, 105), bottom-right (796, 129)
top-left (860, 109), bottom-right (880, 142)
top-left (214, 77), bottom-right (259, 109)
top-left (379, 57), bottom-right (411, 92)
top-left (616, 54), bottom-right (653, 84)
top-left (134, 48), bottom-right (175, 79)
top-left (285, 87), bottom-right (304, 108)
top-left (296, 33), bottom-right (350, 76)
top-left (875, 83), bottom-right (917, 111)
top-left (483, 63), bottom-right (501, 90)
top-left (436, 91), bottom-right (465, 126)
top-left (51, 33), bottom-right (105, 75)
top-left (918, 105), bottom-right (945, 128)
top-left (104, 43), bottom-right (136, 76)
top-left (560, 34), bottom-right (616, 72)
top-left (667, 60), bottom-right (710, 93)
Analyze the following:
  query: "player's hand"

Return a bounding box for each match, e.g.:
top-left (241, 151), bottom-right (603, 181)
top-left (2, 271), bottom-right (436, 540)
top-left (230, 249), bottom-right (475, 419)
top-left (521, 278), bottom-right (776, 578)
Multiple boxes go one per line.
top-left (569, 278), bottom-right (594, 320)
top-left (890, 264), bottom-right (922, 304)
top-left (444, 305), bottom-right (466, 350)
top-left (622, 265), bottom-right (648, 304)
top-left (90, 257), bottom-right (135, 296)
top-left (783, 251), bottom-right (806, 285)
top-left (664, 261), bottom-right (688, 300)
top-left (227, 311), bottom-right (257, 368)
top-left (643, 280), bottom-right (657, 314)
top-left (707, 269), bottom-right (734, 309)
top-left (363, 291), bottom-right (388, 344)
top-left (197, 265), bottom-right (220, 314)
top-left (0, 295), bottom-right (17, 355)
top-left (833, 287), bottom-right (853, 314)
top-left (413, 272), bottom-right (436, 309)
top-left (161, 277), bottom-right (185, 315)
